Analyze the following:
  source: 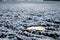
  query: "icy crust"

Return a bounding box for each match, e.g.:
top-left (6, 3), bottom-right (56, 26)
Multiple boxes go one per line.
top-left (0, 3), bottom-right (60, 40)
top-left (0, 27), bottom-right (55, 40)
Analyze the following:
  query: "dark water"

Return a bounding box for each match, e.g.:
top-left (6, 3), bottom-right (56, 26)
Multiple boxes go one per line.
top-left (0, 2), bottom-right (60, 40)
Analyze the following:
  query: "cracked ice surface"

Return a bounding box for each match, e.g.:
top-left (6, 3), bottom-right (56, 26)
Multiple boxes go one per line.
top-left (0, 2), bottom-right (60, 40)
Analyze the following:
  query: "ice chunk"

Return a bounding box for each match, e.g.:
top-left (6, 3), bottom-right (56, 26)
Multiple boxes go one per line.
top-left (27, 26), bottom-right (47, 31)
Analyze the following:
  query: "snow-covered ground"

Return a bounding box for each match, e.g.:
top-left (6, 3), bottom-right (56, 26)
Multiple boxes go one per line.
top-left (0, 2), bottom-right (60, 40)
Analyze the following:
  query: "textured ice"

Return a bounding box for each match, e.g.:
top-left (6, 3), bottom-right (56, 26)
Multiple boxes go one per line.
top-left (0, 2), bottom-right (60, 40)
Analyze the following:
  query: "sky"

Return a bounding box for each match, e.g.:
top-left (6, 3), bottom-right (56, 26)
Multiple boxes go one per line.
top-left (0, 0), bottom-right (60, 1)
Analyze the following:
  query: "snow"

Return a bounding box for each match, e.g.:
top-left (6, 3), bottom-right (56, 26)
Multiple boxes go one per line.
top-left (27, 26), bottom-right (47, 30)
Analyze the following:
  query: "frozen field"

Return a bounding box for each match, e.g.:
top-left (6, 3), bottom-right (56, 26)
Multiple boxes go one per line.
top-left (0, 2), bottom-right (60, 40)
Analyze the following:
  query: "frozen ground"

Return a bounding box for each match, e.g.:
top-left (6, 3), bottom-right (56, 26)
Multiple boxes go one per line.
top-left (0, 2), bottom-right (60, 40)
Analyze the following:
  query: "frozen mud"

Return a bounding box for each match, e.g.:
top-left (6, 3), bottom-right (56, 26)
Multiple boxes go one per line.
top-left (0, 2), bottom-right (60, 40)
